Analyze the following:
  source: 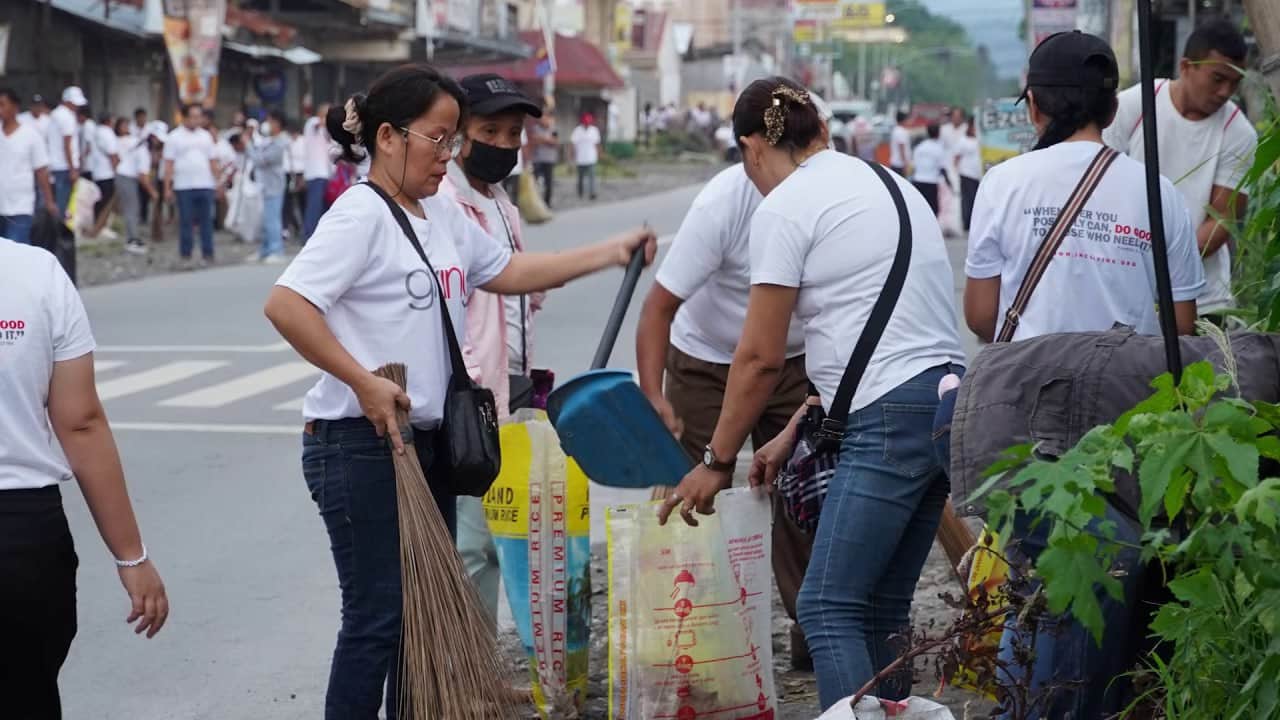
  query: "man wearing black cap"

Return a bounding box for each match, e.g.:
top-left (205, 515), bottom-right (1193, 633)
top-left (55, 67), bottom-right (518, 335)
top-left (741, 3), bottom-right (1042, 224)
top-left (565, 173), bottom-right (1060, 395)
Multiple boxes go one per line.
top-left (440, 73), bottom-right (545, 625)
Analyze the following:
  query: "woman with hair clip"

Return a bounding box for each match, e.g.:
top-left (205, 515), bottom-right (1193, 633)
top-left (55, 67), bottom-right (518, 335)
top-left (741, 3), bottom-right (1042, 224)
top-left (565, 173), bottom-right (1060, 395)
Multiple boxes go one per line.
top-left (657, 75), bottom-right (966, 710)
top-left (961, 31), bottom-right (1204, 718)
top-left (263, 64), bottom-right (656, 720)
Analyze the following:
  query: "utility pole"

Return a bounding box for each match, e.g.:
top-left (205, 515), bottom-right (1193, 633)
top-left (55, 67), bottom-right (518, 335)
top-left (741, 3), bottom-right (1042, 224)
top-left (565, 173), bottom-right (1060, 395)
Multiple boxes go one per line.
top-left (1243, 0), bottom-right (1280, 99)
top-left (731, 0), bottom-right (742, 92)
top-left (858, 41), bottom-right (868, 99)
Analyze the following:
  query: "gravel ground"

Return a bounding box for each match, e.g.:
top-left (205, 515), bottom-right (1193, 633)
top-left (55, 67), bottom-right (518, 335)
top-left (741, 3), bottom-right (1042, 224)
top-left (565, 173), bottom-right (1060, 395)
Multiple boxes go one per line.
top-left (72, 158), bottom-right (723, 289)
top-left (503, 540), bottom-right (996, 720)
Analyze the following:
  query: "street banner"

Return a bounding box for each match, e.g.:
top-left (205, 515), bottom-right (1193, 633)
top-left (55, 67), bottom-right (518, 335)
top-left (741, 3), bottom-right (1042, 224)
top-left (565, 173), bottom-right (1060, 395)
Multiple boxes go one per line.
top-left (833, 1), bottom-right (886, 30)
top-left (977, 97), bottom-right (1037, 169)
top-left (162, 0), bottom-right (226, 108)
top-left (793, 19), bottom-right (819, 44)
top-left (1030, 0), bottom-right (1078, 47)
top-left (792, 0), bottom-right (840, 21)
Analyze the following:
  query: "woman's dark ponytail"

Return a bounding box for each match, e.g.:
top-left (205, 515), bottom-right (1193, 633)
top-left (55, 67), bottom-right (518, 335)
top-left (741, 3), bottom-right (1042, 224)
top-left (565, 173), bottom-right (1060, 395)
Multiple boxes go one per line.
top-left (327, 94), bottom-right (368, 163)
top-left (324, 65), bottom-right (467, 164)
top-left (732, 76), bottom-right (824, 153)
top-left (1029, 55), bottom-right (1118, 150)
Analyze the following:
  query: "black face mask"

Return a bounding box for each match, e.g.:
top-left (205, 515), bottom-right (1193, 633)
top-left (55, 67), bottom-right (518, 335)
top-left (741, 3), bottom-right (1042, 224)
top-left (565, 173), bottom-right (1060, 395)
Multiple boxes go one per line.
top-left (462, 139), bottom-right (520, 185)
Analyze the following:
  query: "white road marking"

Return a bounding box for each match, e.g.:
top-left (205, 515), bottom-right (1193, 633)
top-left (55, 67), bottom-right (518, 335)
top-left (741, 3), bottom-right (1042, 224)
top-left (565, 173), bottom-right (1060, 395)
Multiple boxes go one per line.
top-left (96, 341), bottom-right (291, 354)
top-left (110, 421), bottom-right (301, 435)
top-left (159, 362), bottom-right (319, 409)
top-left (274, 397), bottom-right (305, 412)
top-left (93, 360), bottom-right (127, 373)
top-left (97, 361), bottom-right (229, 401)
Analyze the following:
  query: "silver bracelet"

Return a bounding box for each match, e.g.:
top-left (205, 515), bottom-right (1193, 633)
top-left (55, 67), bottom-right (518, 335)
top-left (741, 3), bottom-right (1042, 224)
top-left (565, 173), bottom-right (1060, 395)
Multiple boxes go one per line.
top-left (115, 544), bottom-right (148, 568)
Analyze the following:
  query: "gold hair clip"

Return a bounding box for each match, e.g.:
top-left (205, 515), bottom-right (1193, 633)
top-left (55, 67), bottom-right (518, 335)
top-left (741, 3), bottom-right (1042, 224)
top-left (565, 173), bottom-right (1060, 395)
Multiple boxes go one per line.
top-left (763, 86), bottom-right (812, 146)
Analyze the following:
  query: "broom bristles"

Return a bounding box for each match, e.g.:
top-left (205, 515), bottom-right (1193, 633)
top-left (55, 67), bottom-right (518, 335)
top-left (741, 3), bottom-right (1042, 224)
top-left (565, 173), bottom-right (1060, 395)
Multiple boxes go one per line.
top-left (375, 363), bottom-right (521, 720)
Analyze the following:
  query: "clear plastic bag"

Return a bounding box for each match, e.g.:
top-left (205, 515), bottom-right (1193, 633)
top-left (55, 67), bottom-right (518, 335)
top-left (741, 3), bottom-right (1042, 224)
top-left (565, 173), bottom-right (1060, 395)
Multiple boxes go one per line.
top-left (607, 488), bottom-right (777, 720)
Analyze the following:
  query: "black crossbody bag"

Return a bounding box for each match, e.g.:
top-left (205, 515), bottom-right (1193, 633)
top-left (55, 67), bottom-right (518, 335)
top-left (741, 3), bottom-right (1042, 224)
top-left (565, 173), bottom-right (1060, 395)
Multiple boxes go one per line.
top-left (365, 182), bottom-right (501, 497)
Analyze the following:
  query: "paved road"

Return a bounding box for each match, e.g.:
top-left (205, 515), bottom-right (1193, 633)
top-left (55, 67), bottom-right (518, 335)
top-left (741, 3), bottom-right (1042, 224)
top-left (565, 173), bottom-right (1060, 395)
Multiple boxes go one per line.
top-left (61, 179), bottom-right (977, 718)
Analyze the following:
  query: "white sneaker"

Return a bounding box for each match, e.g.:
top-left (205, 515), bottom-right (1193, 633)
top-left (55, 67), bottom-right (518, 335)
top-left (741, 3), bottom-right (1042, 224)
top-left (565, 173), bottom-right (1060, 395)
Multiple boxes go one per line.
top-left (244, 252), bottom-right (263, 264)
top-left (124, 241), bottom-right (149, 256)
top-left (262, 254), bottom-right (287, 265)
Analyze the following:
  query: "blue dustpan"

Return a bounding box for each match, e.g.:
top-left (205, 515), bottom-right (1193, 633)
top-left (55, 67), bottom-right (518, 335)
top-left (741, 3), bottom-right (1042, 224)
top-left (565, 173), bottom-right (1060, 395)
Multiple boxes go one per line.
top-left (547, 249), bottom-right (692, 488)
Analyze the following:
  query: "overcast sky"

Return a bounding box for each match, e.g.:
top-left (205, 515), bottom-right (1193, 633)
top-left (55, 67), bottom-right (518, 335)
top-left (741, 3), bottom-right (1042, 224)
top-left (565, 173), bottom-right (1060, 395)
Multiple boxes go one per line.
top-left (922, 0), bottom-right (1028, 77)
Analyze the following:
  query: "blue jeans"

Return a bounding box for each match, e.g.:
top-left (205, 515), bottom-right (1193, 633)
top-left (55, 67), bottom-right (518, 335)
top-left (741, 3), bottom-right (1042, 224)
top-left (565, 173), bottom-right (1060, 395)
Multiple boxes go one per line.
top-left (997, 504), bottom-right (1145, 719)
top-left (301, 418), bottom-right (456, 720)
top-left (51, 171), bottom-right (73, 218)
top-left (797, 365), bottom-right (951, 709)
top-left (576, 164), bottom-right (596, 198)
top-left (176, 189), bottom-right (215, 259)
top-left (0, 215), bottom-right (34, 244)
top-left (260, 193), bottom-right (284, 258)
top-left (304, 178), bottom-right (328, 241)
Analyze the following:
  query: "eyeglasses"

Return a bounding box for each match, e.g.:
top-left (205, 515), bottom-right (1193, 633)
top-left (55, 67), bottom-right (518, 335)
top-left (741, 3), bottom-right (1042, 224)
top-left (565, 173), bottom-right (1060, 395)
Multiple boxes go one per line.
top-left (399, 126), bottom-right (463, 158)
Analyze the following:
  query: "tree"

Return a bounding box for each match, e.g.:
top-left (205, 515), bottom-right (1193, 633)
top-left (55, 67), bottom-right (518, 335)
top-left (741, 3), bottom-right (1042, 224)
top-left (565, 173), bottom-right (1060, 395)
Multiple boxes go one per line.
top-left (1244, 0), bottom-right (1280, 98)
top-left (834, 0), bottom-right (1005, 108)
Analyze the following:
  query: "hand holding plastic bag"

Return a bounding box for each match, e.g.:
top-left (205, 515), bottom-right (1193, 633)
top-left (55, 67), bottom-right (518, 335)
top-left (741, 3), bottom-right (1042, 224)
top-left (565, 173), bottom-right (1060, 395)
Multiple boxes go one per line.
top-left (608, 488), bottom-right (777, 720)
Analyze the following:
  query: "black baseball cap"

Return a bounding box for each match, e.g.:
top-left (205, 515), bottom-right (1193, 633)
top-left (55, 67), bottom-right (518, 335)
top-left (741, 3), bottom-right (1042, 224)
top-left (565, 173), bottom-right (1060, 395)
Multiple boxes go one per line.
top-left (1018, 30), bottom-right (1119, 103)
top-left (460, 73), bottom-right (542, 118)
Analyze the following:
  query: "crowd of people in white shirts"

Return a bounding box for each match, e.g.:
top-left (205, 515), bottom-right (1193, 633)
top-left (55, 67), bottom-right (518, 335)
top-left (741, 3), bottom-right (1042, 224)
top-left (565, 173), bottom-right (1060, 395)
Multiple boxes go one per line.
top-left (1, 85), bottom-right (350, 266)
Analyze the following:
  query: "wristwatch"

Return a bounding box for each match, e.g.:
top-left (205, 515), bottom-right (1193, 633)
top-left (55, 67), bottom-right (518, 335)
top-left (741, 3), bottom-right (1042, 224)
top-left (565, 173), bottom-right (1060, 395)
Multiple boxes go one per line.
top-left (702, 445), bottom-right (735, 473)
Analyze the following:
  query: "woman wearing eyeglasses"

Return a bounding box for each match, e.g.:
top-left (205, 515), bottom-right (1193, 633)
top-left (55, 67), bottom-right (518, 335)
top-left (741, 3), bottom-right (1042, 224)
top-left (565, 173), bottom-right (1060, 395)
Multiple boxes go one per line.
top-left (263, 64), bottom-right (656, 720)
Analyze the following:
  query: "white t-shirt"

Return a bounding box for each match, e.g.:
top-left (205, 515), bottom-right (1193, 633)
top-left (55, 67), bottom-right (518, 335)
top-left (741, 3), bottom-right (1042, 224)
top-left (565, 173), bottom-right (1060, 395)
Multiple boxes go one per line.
top-left (116, 135), bottom-right (151, 179)
top-left (276, 185), bottom-right (512, 426)
top-left (474, 193), bottom-right (528, 374)
top-left (0, 243), bottom-right (96, 491)
top-left (0, 123), bottom-right (50, 216)
top-left (1103, 81), bottom-right (1258, 313)
top-left (91, 125), bottom-right (119, 181)
top-left (889, 125), bottom-right (912, 168)
top-left (956, 135), bottom-right (982, 180)
top-left (656, 164), bottom-right (805, 365)
top-left (714, 125), bottom-right (735, 151)
top-left (940, 122), bottom-right (966, 154)
top-left (911, 139), bottom-right (946, 184)
top-left (570, 125), bottom-right (601, 166)
top-left (80, 120), bottom-right (97, 173)
top-left (303, 117), bottom-right (334, 181)
top-left (750, 150), bottom-right (965, 412)
top-left (163, 126), bottom-right (218, 191)
top-left (966, 141), bottom-right (1205, 340)
top-left (46, 105), bottom-right (78, 172)
top-left (288, 134), bottom-right (306, 175)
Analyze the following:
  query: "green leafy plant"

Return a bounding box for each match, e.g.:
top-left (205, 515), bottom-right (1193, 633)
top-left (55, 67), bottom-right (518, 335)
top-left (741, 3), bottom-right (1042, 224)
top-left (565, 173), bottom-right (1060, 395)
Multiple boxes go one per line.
top-left (1226, 104), bottom-right (1280, 328)
top-left (973, 360), bottom-right (1280, 717)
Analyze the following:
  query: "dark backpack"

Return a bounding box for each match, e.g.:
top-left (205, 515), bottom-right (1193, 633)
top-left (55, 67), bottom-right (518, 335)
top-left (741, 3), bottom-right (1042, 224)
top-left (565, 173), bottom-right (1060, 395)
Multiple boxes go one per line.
top-left (949, 326), bottom-right (1280, 521)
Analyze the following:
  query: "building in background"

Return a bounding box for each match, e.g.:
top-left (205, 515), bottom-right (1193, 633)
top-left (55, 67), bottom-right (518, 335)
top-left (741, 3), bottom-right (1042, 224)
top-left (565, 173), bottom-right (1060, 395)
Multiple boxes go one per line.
top-left (0, 0), bottom-right (530, 125)
top-left (443, 29), bottom-right (625, 145)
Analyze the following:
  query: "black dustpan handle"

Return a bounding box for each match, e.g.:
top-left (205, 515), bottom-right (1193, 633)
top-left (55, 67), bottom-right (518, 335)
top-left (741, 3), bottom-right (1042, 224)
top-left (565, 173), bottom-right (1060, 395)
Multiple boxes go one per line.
top-left (591, 247), bottom-right (647, 370)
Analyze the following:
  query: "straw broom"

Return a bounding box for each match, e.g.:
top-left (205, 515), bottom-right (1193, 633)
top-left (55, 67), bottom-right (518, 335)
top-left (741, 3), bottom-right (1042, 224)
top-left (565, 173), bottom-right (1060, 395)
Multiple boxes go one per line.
top-left (374, 363), bottom-right (521, 720)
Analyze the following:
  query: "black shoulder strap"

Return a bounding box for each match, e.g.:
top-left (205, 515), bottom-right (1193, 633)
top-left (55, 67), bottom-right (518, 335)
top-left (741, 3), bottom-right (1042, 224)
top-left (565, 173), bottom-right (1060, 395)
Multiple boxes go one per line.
top-left (362, 181), bottom-right (469, 377)
top-left (820, 159), bottom-right (914, 434)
